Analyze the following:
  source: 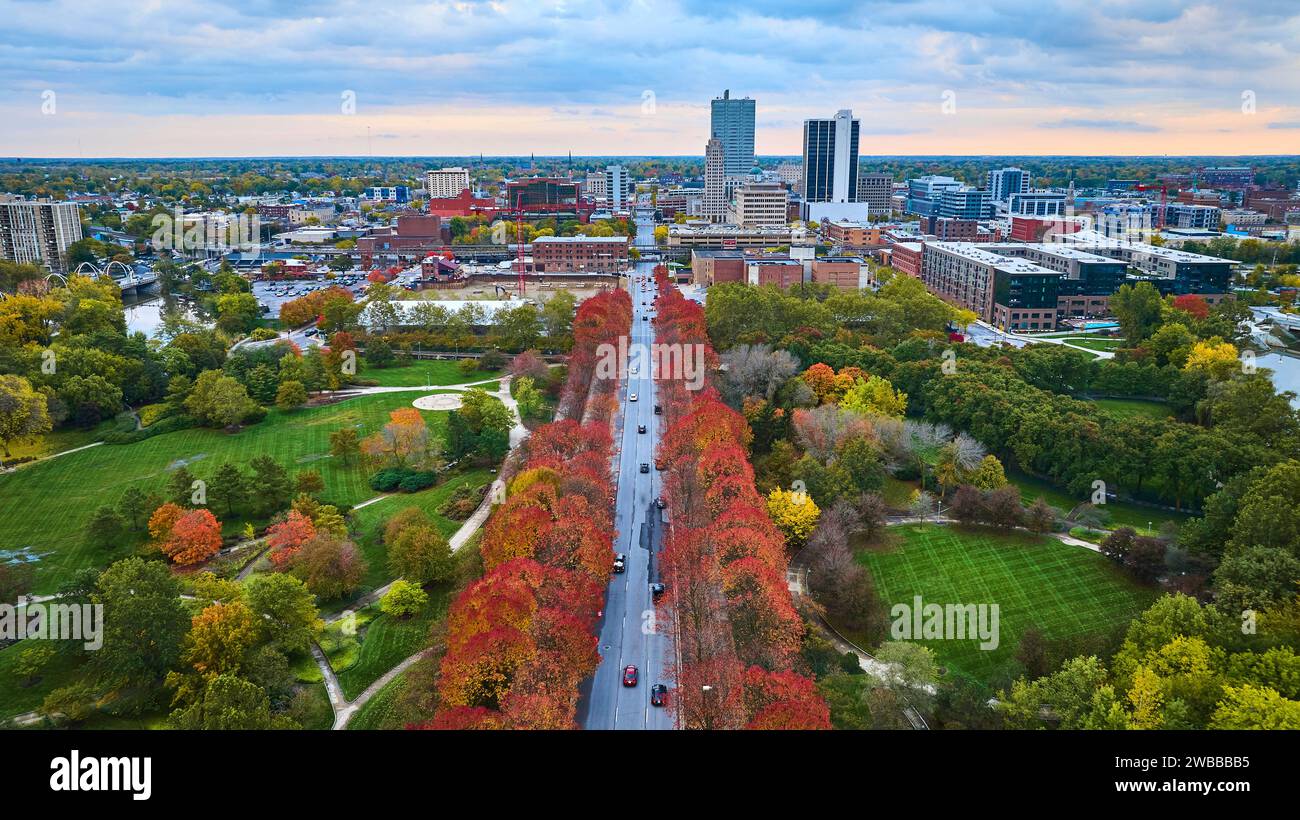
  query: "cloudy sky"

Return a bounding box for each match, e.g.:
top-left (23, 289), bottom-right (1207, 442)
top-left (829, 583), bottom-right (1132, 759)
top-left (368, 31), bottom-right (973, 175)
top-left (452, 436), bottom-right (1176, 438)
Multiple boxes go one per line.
top-left (2, 0), bottom-right (1298, 157)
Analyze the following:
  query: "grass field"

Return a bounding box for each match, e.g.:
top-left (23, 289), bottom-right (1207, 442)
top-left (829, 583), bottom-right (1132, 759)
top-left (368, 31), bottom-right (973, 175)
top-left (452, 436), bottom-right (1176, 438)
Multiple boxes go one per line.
top-left (346, 668), bottom-right (417, 729)
top-left (0, 392), bottom-right (452, 594)
top-left (1005, 467), bottom-right (1190, 535)
top-left (351, 359), bottom-right (498, 388)
top-left (1090, 397), bottom-right (1174, 419)
top-left (859, 523), bottom-right (1156, 684)
top-left (347, 468), bottom-right (493, 594)
top-left (1059, 336), bottom-right (1125, 352)
top-left (331, 589), bottom-right (449, 701)
top-left (3, 415), bottom-right (127, 462)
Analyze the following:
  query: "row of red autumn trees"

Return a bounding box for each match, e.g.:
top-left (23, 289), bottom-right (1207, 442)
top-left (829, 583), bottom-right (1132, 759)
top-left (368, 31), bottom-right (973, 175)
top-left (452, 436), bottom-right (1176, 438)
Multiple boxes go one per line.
top-left (651, 266), bottom-right (830, 729)
top-left (422, 288), bottom-right (631, 729)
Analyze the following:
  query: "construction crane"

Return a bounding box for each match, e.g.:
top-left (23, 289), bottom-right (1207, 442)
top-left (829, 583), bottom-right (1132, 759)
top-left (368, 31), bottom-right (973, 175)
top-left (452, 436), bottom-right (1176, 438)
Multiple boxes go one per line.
top-left (1134, 183), bottom-right (1169, 229)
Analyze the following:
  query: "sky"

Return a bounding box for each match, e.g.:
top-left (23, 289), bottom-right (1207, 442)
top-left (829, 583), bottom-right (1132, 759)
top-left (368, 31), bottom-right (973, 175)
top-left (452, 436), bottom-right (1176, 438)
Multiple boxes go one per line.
top-left (1, 0), bottom-right (1298, 158)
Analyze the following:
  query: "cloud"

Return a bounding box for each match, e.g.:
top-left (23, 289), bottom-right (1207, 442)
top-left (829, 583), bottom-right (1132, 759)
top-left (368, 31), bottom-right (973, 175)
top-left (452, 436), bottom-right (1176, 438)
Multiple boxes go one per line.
top-left (1039, 118), bottom-right (1162, 133)
top-left (0, 0), bottom-right (1297, 154)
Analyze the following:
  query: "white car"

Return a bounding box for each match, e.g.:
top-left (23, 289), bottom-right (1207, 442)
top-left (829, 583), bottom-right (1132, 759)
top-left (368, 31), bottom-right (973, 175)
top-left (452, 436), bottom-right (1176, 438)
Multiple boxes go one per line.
top-left (629, 393), bottom-right (638, 402)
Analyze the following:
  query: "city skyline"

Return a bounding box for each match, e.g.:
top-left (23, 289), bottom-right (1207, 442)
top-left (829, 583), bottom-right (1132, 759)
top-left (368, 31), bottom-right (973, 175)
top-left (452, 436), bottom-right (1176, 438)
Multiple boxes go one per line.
top-left (2, 1), bottom-right (1299, 157)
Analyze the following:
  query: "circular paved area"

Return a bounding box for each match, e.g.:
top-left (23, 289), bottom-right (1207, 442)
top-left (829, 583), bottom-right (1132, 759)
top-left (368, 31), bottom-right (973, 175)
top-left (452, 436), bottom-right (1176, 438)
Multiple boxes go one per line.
top-left (412, 393), bottom-right (463, 411)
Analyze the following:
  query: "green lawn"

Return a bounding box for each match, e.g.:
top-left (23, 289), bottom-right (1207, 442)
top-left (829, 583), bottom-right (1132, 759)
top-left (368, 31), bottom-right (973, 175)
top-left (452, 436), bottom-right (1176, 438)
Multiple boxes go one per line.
top-left (0, 642), bottom-right (85, 721)
top-left (1059, 336), bottom-right (1125, 352)
top-left (1090, 397), bottom-right (1174, 420)
top-left (334, 590), bottom-right (449, 701)
top-left (859, 523), bottom-right (1156, 684)
top-left (1005, 467), bottom-right (1190, 535)
top-left (0, 392), bottom-right (451, 594)
top-left (351, 360), bottom-right (499, 388)
top-left (4, 414), bottom-right (128, 462)
top-left (346, 668), bottom-right (419, 730)
top-left (346, 468), bottom-right (493, 594)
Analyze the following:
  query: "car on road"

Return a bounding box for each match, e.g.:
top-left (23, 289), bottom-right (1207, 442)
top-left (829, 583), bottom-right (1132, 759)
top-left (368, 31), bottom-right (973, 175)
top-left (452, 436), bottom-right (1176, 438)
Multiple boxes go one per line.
top-left (639, 463), bottom-right (649, 473)
top-left (642, 315), bottom-right (648, 321)
top-left (650, 582), bottom-right (665, 598)
top-left (623, 665), bottom-right (639, 687)
top-left (653, 404), bottom-right (662, 415)
top-left (613, 553), bottom-right (626, 573)
top-left (629, 392), bottom-right (637, 401)
top-left (650, 684), bottom-right (668, 706)
top-left (638, 424), bottom-right (646, 434)
top-left (655, 496), bottom-right (666, 509)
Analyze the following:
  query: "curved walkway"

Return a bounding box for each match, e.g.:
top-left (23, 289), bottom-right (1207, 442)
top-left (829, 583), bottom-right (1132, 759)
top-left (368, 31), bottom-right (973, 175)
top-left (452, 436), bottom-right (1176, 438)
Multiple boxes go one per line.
top-left (313, 375), bottom-right (531, 728)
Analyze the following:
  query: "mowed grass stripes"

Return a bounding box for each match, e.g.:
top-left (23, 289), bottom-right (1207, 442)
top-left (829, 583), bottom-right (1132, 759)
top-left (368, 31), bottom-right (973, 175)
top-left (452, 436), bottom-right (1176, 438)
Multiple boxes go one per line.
top-left (859, 523), bottom-right (1156, 684)
top-left (0, 393), bottom-right (451, 594)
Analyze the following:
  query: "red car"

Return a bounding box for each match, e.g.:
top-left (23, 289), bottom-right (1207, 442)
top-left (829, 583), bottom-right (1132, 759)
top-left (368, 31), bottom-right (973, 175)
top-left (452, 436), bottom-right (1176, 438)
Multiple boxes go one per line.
top-left (622, 665), bottom-right (639, 687)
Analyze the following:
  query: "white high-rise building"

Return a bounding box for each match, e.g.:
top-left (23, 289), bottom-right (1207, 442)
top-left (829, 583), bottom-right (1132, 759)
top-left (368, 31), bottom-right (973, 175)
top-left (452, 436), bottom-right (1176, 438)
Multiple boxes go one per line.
top-left (703, 138), bottom-right (727, 223)
top-left (0, 198), bottom-right (83, 273)
top-left (605, 165), bottom-right (633, 210)
top-left (425, 167), bottom-right (471, 199)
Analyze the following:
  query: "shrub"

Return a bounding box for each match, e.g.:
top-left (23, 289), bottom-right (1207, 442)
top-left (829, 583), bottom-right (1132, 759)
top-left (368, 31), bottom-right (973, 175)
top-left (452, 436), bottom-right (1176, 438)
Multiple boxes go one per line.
top-left (396, 471), bottom-right (437, 492)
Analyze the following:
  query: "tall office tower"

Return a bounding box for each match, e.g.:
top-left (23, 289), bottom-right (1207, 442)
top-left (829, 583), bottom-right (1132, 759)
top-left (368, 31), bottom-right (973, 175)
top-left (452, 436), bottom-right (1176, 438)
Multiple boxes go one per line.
top-left (986, 167), bottom-right (1030, 203)
top-left (425, 167), bottom-right (471, 199)
top-left (0, 198), bottom-right (83, 274)
top-left (605, 164), bottom-right (633, 210)
top-left (703, 138), bottom-right (727, 222)
top-left (857, 171), bottom-right (893, 214)
top-left (801, 110), bottom-right (866, 221)
top-left (710, 89), bottom-right (756, 177)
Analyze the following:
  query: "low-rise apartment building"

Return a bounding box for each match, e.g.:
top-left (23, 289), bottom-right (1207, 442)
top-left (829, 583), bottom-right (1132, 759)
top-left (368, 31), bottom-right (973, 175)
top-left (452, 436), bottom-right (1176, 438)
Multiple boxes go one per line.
top-left (530, 235), bottom-right (629, 273)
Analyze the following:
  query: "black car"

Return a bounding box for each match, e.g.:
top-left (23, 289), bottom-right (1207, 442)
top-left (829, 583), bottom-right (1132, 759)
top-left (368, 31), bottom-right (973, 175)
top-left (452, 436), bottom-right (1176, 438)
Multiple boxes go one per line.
top-left (655, 496), bottom-right (666, 509)
top-left (653, 404), bottom-right (662, 415)
top-left (613, 553), bottom-right (626, 573)
top-left (638, 424), bottom-right (646, 434)
top-left (650, 684), bottom-right (668, 707)
top-left (639, 463), bottom-right (649, 473)
top-left (650, 582), bottom-right (666, 598)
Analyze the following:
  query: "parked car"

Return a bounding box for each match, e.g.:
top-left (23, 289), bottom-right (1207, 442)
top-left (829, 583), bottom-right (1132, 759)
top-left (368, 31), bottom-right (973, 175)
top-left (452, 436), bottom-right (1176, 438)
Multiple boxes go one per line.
top-left (655, 496), bottom-right (666, 509)
top-left (613, 553), bottom-right (626, 574)
top-left (650, 582), bottom-right (665, 598)
top-left (650, 684), bottom-right (668, 706)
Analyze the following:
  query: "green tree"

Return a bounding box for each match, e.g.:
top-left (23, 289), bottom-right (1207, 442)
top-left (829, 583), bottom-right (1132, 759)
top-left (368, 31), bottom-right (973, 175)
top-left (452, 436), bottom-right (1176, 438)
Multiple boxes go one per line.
top-left (209, 462), bottom-right (250, 517)
top-left (513, 376), bottom-right (544, 419)
top-left (84, 505), bottom-right (126, 551)
top-left (245, 573), bottom-right (322, 653)
top-left (1110, 281), bottom-right (1164, 345)
top-left (185, 370), bottom-right (259, 428)
top-left (275, 379), bottom-right (308, 411)
top-left (329, 427), bottom-right (361, 464)
top-left (0, 374), bottom-right (52, 465)
top-left (92, 558), bottom-right (189, 689)
top-left (249, 455), bottom-right (294, 518)
top-left (381, 579), bottom-right (429, 618)
top-left (170, 675), bottom-right (297, 730)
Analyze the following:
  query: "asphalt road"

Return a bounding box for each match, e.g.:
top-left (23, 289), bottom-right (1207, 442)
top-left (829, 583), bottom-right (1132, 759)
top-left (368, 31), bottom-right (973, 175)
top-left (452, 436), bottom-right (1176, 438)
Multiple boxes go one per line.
top-left (577, 236), bottom-right (675, 730)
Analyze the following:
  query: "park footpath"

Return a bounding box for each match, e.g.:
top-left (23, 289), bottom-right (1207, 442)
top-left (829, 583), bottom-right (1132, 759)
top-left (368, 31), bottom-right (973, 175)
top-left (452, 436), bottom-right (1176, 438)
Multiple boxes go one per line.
top-left (311, 374), bottom-right (530, 729)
